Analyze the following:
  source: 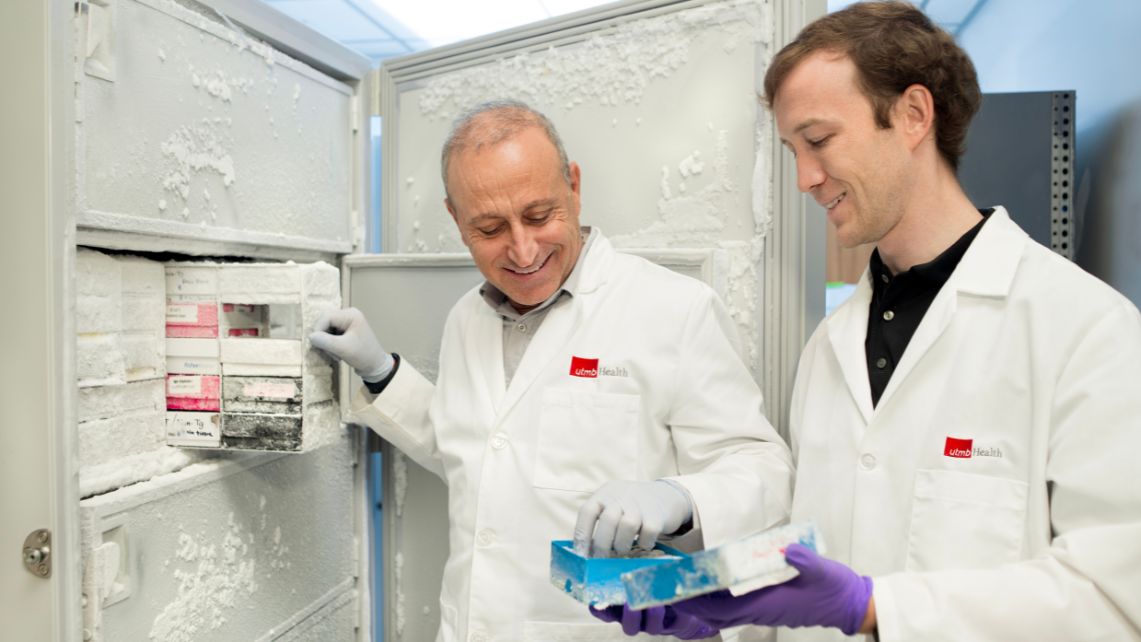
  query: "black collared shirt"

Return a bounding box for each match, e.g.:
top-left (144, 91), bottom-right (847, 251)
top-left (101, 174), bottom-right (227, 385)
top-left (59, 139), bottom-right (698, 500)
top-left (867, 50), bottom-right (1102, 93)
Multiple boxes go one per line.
top-left (865, 209), bottom-right (992, 407)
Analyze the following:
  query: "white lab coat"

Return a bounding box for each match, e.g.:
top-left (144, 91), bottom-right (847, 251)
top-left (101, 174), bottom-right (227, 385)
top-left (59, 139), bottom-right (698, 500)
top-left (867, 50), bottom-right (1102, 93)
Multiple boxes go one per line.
top-left (354, 232), bottom-right (793, 642)
top-left (781, 208), bottom-right (1141, 641)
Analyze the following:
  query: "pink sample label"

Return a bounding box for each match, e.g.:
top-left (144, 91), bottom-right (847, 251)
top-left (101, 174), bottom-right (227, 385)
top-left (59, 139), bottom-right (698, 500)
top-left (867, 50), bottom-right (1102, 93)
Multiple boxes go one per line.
top-left (228, 328), bottom-right (260, 337)
top-left (242, 381), bottom-right (298, 399)
top-left (167, 397), bottom-right (222, 411)
top-left (166, 374), bottom-right (221, 398)
top-left (166, 325), bottom-right (219, 338)
top-left (166, 302), bottom-right (218, 326)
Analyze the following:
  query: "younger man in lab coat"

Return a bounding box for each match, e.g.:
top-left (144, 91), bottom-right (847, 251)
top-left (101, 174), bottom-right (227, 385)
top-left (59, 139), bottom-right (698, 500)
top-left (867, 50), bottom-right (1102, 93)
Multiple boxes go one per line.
top-left (596, 2), bottom-right (1141, 640)
top-left (310, 100), bottom-right (793, 641)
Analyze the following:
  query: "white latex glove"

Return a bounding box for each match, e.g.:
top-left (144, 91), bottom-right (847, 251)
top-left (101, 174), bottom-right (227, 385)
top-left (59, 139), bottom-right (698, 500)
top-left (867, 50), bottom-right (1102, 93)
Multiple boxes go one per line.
top-left (309, 308), bottom-right (395, 382)
top-left (573, 480), bottom-right (694, 557)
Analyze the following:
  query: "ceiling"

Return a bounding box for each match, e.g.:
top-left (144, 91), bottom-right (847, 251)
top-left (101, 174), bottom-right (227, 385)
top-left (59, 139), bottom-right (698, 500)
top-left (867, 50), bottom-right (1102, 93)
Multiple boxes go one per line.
top-left (262, 0), bottom-right (991, 63)
top-left (261, 0), bottom-right (616, 61)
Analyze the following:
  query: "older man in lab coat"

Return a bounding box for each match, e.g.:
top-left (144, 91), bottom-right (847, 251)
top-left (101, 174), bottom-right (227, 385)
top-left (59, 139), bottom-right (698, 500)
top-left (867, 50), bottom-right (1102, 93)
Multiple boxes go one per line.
top-left (310, 100), bottom-right (793, 641)
top-left (597, 2), bottom-right (1141, 641)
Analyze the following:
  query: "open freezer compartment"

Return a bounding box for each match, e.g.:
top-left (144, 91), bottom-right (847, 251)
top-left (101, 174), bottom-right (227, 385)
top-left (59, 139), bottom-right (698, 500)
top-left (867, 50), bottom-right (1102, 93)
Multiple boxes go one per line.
top-left (71, 0), bottom-right (375, 639)
top-left (163, 260), bottom-right (341, 452)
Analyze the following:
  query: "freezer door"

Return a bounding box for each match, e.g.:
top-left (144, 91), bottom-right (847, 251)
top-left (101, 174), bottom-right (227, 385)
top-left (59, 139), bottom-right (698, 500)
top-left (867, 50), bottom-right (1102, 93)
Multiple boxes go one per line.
top-left (66, 0), bottom-right (379, 640)
top-left (1, 1), bottom-right (78, 638)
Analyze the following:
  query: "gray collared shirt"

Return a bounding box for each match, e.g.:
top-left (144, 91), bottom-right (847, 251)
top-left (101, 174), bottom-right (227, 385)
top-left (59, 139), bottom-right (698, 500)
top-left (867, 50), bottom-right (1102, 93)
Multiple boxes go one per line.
top-left (479, 227), bottom-right (596, 386)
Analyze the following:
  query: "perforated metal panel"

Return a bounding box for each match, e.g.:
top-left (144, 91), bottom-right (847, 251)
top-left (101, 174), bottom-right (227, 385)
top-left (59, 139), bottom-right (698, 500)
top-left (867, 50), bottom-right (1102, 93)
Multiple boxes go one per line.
top-left (959, 90), bottom-right (1077, 260)
top-left (1051, 91), bottom-right (1076, 259)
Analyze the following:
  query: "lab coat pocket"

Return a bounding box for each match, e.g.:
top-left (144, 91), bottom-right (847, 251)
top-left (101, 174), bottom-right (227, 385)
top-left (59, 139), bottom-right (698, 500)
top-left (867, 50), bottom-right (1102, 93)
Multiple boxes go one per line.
top-left (533, 388), bottom-right (640, 493)
top-left (905, 469), bottom-right (1028, 571)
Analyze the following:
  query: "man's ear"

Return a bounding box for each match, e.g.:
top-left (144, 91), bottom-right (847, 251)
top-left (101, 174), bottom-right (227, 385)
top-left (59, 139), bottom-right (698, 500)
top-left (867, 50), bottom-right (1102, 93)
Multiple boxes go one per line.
top-left (568, 161), bottom-right (581, 196)
top-left (896, 83), bottom-right (935, 151)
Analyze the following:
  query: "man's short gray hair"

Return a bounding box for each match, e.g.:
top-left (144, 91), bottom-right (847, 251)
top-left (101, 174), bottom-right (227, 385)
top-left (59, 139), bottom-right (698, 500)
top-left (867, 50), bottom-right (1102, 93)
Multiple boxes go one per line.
top-left (440, 100), bottom-right (571, 197)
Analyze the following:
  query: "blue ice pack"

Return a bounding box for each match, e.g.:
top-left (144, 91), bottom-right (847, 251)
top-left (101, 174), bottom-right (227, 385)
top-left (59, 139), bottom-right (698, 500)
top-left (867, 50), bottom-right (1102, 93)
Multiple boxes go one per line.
top-left (549, 540), bottom-right (687, 607)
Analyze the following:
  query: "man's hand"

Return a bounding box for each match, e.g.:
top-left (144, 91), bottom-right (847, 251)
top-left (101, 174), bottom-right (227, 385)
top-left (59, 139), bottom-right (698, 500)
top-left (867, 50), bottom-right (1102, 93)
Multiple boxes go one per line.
top-left (672, 543), bottom-right (874, 635)
top-left (573, 480), bottom-right (693, 556)
top-left (589, 604), bottom-right (718, 639)
top-left (309, 308), bottom-right (395, 383)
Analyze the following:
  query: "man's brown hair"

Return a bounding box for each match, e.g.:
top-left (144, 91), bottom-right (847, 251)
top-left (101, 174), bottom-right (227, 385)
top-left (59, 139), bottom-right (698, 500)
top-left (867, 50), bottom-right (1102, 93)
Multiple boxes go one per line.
top-left (763, 1), bottom-right (981, 170)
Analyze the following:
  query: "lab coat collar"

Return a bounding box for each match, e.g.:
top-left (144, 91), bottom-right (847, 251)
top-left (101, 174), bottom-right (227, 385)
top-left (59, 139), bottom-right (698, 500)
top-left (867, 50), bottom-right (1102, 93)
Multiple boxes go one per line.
top-left (573, 226), bottom-right (614, 295)
top-left (825, 206), bottom-right (1027, 422)
top-left (944, 206), bottom-right (1027, 298)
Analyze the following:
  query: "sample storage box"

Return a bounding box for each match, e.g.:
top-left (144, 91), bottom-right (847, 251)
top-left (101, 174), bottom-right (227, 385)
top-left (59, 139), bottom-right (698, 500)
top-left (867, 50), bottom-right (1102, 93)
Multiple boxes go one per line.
top-left (162, 261), bottom-right (340, 452)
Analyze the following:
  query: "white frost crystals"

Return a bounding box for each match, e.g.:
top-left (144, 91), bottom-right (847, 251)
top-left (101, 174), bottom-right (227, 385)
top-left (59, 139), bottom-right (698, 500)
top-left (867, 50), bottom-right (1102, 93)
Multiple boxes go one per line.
top-left (611, 130), bottom-right (736, 248)
top-left (149, 515), bottom-right (258, 642)
top-left (417, 0), bottom-right (763, 119)
top-left (160, 123), bottom-right (236, 206)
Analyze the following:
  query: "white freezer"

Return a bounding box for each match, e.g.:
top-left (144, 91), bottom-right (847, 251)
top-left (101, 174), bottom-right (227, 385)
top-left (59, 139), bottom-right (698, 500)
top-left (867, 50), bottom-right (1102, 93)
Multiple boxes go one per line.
top-left (69, 0), bottom-right (373, 639)
top-left (1, 0), bottom-right (825, 639)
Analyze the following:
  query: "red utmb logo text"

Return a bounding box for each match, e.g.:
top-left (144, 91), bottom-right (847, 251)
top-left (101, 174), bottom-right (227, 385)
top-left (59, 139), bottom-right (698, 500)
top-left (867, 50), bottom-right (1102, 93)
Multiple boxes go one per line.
top-left (570, 356), bottom-right (599, 378)
top-left (944, 437), bottom-right (974, 459)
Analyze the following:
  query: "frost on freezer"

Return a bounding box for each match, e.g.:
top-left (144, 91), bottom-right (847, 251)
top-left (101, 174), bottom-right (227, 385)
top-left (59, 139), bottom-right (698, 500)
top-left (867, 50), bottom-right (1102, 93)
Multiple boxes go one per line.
top-left (160, 123), bottom-right (236, 203)
top-left (76, 249), bottom-right (203, 498)
top-left (75, 0), bottom-right (350, 244)
top-left (393, 451), bottom-right (409, 519)
top-left (148, 508), bottom-right (296, 642)
top-left (394, 551), bottom-right (407, 638)
top-left (610, 130), bottom-right (734, 248)
top-left (417, 0), bottom-right (765, 119)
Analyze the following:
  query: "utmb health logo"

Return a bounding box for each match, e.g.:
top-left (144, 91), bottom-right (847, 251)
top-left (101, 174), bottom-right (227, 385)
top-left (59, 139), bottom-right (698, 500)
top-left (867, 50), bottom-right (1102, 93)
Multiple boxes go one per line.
top-left (943, 436), bottom-right (1004, 459)
top-left (569, 356), bottom-right (628, 378)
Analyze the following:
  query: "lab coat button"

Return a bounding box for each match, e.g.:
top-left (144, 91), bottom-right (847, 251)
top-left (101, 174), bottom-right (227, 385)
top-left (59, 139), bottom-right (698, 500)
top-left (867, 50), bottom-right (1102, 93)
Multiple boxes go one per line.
top-left (517, 323), bottom-right (527, 332)
top-left (883, 310), bottom-right (895, 321)
top-left (490, 433), bottom-right (508, 450)
top-left (859, 453), bottom-right (877, 470)
top-left (476, 529), bottom-right (496, 547)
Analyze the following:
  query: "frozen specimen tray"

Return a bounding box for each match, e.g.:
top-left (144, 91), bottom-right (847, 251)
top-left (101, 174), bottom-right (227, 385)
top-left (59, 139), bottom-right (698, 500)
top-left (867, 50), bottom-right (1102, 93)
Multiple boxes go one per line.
top-left (549, 540), bottom-right (687, 607)
top-left (621, 522), bottom-right (824, 609)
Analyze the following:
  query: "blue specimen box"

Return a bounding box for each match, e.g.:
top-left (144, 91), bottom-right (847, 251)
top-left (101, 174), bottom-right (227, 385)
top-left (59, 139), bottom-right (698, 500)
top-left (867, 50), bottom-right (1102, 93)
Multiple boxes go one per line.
top-left (549, 540), bottom-right (687, 607)
top-left (621, 522), bottom-right (824, 609)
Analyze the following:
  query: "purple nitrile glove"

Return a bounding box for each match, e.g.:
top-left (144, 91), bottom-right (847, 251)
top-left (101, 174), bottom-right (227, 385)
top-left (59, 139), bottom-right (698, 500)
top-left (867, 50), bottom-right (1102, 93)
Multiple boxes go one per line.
top-left (672, 543), bottom-right (873, 635)
top-left (589, 604), bottom-right (719, 640)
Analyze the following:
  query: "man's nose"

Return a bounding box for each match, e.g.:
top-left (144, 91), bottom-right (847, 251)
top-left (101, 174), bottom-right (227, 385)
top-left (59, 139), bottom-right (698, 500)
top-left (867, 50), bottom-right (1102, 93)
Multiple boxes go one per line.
top-left (507, 225), bottom-right (540, 267)
top-left (796, 154), bottom-right (825, 194)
